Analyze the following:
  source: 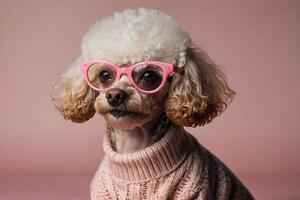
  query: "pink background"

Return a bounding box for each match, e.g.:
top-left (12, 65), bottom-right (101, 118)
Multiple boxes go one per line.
top-left (1, 0), bottom-right (299, 199)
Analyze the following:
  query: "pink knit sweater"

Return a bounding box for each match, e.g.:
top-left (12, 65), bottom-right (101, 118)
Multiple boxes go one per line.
top-left (90, 125), bottom-right (254, 199)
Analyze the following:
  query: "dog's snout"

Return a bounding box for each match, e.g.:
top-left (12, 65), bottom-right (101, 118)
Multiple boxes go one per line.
top-left (106, 88), bottom-right (127, 106)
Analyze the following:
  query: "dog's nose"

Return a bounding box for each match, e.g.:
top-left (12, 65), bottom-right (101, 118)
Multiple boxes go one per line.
top-left (106, 88), bottom-right (127, 106)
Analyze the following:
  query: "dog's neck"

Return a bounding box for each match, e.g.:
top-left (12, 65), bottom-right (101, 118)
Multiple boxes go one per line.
top-left (107, 114), bottom-right (171, 153)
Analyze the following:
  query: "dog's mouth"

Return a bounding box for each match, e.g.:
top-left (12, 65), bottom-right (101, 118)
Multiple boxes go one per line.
top-left (108, 109), bottom-right (144, 118)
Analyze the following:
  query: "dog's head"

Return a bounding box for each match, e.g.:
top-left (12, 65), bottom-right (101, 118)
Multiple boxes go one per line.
top-left (51, 8), bottom-right (235, 130)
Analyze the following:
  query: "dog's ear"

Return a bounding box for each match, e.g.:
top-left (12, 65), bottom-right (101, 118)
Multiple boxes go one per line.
top-left (165, 47), bottom-right (236, 127)
top-left (51, 56), bottom-right (97, 123)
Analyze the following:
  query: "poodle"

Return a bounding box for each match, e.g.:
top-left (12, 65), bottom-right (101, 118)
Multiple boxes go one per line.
top-left (52, 8), bottom-right (254, 200)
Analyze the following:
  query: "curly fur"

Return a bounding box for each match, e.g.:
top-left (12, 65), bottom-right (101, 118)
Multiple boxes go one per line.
top-left (165, 47), bottom-right (236, 127)
top-left (81, 8), bottom-right (191, 65)
top-left (51, 56), bottom-right (97, 123)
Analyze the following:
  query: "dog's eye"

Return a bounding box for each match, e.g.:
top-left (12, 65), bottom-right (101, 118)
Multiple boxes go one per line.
top-left (99, 70), bottom-right (112, 83)
top-left (140, 71), bottom-right (160, 82)
top-left (136, 70), bottom-right (162, 91)
top-left (133, 65), bottom-right (163, 91)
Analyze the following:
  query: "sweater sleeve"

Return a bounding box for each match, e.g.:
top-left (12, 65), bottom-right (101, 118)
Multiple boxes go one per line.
top-left (193, 148), bottom-right (255, 200)
top-left (177, 133), bottom-right (254, 200)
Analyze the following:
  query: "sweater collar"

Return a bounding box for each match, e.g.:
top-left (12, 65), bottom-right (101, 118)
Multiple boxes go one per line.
top-left (103, 125), bottom-right (192, 183)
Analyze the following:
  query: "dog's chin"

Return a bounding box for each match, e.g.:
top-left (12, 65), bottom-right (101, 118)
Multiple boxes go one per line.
top-left (108, 109), bottom-right (144, 118)
top-left (103, 110), bottom-right (150, 130)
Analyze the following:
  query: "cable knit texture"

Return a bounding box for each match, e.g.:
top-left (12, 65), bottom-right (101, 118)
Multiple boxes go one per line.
top-left (90, 125), bottom-right (254, 200)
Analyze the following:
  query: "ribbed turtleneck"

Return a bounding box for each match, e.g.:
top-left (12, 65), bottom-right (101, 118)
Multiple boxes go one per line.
top-left (102, 125), bottom-right (192, 183)
top-left (91, 126), bottom-right (254, 199)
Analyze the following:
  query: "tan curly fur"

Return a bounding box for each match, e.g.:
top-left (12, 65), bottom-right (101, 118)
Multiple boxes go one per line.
top-left (51, 57), bottom-right (98, 123)
top-left (165, 46), bottom-right (236, 127)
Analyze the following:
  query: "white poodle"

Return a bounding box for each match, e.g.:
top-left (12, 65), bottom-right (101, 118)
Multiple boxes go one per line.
top-left (52, 8), bottom-right (254, 200)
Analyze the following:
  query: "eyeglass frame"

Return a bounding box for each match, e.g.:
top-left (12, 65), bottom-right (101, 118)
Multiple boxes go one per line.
top-left (80, 60), bottom-right (184, 94)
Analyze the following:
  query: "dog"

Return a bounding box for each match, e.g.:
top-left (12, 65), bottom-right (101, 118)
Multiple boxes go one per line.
top-left (52, 8), bottom-right (254, 200)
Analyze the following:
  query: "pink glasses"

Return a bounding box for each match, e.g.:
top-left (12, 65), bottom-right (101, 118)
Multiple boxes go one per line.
top-left (80, 60), bottom-right (183, 94)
